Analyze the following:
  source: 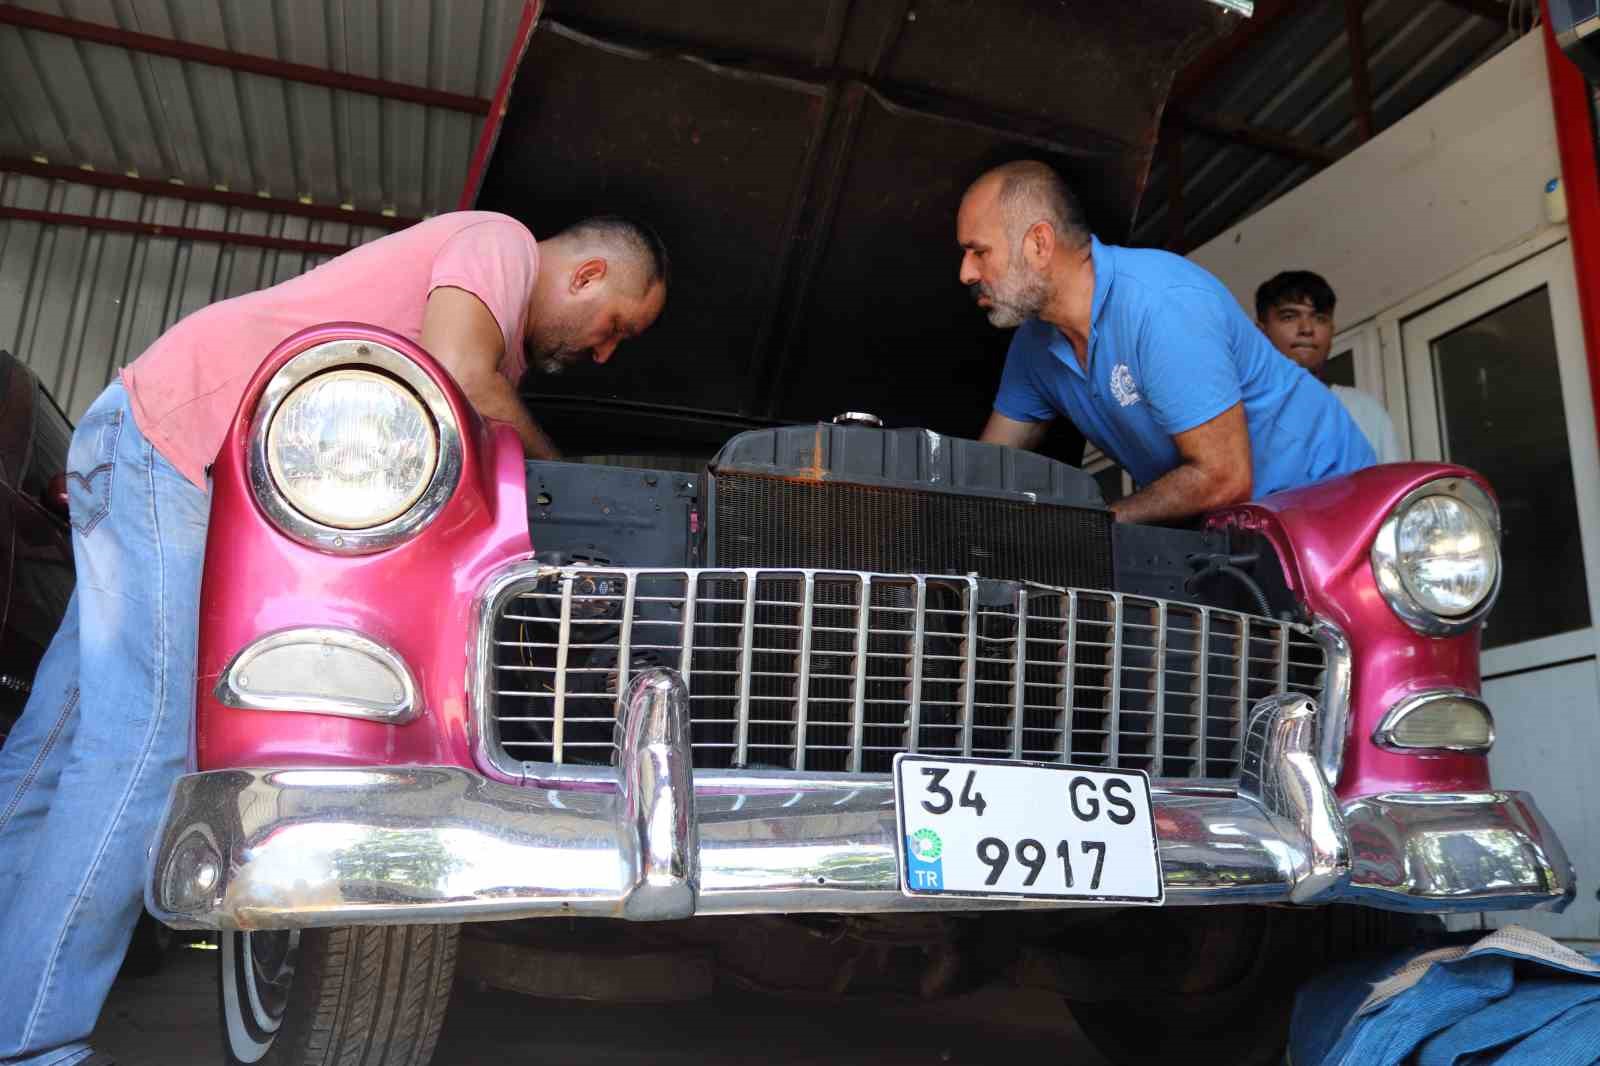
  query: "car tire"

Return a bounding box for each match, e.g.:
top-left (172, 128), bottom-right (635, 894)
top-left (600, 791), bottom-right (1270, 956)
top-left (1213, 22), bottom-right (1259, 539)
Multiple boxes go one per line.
top-left (1063, 905), bottom-right (1439, 1066)
top-left (119, 910), bottom-right (177, 979)
top-left (219, 924), bottom-right (459, 1066)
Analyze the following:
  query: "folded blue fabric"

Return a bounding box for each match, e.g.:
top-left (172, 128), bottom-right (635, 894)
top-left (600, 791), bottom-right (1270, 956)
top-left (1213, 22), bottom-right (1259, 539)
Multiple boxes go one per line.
top-left (1288, 926), bottom-right (1600, 1066)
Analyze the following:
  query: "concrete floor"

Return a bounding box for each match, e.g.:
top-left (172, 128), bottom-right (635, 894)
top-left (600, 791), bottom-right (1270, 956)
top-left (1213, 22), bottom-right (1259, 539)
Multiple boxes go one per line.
top-left (92, 942), bottom-right (1112, 1066)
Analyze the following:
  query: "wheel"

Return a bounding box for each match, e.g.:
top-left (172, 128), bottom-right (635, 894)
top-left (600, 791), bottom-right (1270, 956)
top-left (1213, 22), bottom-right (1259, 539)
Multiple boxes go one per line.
top-left (119, 910), bottom-right (177, 979)
top-left (1062, 905), bottom-right (1439, 1066)
top-left (219, 924), bottom-right (459, 1066)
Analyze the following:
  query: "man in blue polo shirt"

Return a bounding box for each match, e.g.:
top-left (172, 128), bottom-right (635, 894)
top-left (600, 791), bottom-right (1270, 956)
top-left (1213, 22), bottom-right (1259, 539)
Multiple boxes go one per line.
top-left (959, 160), bottom-right (1375, 524)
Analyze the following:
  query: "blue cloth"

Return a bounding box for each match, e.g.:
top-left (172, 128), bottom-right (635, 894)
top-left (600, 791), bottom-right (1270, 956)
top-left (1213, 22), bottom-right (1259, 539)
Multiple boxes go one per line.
top-left (1290, 930), bottom-right (1600, 1066)
top-left (994, 236), bottom-right (1376, 496)
top-left (0, 381), bottom-right (210, 1066)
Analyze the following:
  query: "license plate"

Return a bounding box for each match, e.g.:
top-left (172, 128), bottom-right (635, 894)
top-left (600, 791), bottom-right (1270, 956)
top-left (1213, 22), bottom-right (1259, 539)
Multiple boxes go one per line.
top-left (893, 754), bottom-right (1164, 903)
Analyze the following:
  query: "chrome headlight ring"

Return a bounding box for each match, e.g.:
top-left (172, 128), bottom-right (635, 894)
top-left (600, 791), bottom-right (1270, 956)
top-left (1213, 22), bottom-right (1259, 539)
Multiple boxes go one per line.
top-left (248, 338), bottom-right (463, 554)
top-left (1370, 478), bottom-right (1501, 637)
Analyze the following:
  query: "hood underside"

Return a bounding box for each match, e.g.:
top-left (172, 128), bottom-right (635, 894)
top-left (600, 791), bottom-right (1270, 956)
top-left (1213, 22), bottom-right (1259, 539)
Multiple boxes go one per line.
top-left (473, 1), bottom-right (1243, 458)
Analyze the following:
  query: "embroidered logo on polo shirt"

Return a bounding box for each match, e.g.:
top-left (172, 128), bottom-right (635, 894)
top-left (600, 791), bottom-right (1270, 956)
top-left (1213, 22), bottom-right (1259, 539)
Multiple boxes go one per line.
top-left (1110, 363), bottom-right (1141, 407)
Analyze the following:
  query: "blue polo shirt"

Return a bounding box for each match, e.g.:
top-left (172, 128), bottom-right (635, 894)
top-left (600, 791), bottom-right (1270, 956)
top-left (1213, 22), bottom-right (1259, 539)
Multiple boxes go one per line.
top-left (995, 237), bottom-right (1376, 497)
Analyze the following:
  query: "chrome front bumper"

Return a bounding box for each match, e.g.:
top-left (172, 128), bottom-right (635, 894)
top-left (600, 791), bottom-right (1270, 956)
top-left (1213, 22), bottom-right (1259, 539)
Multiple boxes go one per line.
top-left (148, 671), bottom-right (1575, 931)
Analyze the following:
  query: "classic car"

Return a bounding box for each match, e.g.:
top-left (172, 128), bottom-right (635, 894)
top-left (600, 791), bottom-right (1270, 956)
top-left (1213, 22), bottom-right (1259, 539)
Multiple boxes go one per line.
top-left (0, 348), bottom-right (181, 977)
top-left (0, 347), bottom-right (73, 747)
top-left (142, 3), bottom-right (1575, 1066)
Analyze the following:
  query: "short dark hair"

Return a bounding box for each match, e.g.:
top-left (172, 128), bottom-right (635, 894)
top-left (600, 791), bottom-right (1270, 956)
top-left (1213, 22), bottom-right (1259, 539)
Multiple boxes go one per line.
top-left (987, 160), bottom-right (1091, 250)
top-left (557, 215), bottom-right (671, 292)
top-left (1255, 270), bottom-right (1336, 320)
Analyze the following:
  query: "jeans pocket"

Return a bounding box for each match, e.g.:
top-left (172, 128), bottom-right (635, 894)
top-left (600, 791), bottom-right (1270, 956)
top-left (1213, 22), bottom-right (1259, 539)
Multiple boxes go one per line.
top-left (66, 408), bottom-right (124, 536)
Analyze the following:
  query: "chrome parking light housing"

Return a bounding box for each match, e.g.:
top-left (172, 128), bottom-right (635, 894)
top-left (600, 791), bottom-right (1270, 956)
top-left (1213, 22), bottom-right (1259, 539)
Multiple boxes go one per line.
top-left (215, 626), bottom-right (419, 724)
top-left (1374, 689), bottom-right (1495, 754)
top-left (248, 338), bottom-right (462, 554)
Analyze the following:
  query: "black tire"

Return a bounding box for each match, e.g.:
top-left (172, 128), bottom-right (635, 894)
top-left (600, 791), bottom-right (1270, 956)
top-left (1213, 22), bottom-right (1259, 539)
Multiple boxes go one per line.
top-left (1063, 905), bottom-right (1440, 1066)
top-left (119, 910), bottom-right (177, 979)
top-left (219, 924), bottom-right (459, 1066)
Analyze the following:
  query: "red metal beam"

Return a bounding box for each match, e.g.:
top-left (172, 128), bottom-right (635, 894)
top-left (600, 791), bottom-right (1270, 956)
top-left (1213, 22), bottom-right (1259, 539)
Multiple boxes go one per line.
top-left (0, 157), bottom-right (418, 231)
top-left (1166, 135), bottom-right (1185, 251)
top-left (0, 206), bottom-right (357, 257)
top-left (1166, 110), bottom-right (1340, 165)
top-left (0, 5), bottom-right (490, 116)
top-left (460, 1), bottom-right (543, 209)
top-left (1539, 1), bottom-right (1600, 454)
top-left (1345, 0), bottom-right (1376, 142)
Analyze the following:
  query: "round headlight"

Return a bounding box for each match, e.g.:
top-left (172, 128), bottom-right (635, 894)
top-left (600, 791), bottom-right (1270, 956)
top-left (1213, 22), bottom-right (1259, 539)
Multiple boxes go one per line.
top-left (266, 369), bottom-right (438, 530)
top-left (1394, 495), bottom-right (1498, 616)
top-left (1372, 479), bottom-right (1501, 635)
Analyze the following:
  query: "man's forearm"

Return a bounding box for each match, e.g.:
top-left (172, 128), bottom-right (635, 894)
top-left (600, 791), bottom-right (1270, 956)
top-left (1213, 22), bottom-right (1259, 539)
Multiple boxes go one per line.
top-left (1109, 463), bottom-right (1244, 525)
top-left (469, 375), bottom-right (562, 460)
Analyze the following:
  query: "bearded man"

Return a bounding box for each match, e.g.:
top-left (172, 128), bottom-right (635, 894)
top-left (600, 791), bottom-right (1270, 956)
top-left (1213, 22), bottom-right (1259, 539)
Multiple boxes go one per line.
top-left (0, 210), bottom-right (666, 1066)
top-left (959, 161), bottom-right (1372, 524)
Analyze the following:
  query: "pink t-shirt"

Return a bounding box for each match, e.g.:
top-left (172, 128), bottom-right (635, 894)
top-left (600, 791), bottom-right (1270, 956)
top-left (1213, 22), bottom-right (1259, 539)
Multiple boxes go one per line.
top-left (121, 211), bottom-right (539, 489)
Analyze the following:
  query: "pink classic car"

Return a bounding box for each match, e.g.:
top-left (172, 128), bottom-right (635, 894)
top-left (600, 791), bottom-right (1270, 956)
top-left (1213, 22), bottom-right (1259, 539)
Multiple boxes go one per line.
top-left (143, 3), bottom-right (1574, 1066)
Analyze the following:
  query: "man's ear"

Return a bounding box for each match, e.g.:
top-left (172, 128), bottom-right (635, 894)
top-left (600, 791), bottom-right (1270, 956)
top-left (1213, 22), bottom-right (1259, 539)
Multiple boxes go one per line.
top-left (570, 257), bottom-right (608, 293)
top-left (1024, 221), bottom-right (1055, 266)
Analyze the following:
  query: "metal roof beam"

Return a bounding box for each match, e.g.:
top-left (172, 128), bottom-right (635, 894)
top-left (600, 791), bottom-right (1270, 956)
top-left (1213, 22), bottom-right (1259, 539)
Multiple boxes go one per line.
top-left (0, 207), bottom-right (356, 257)
top-left (1436, 0), bottom-right (1510, 20)
top-left (0, 6), bottom-right (491, 116)
top-left (1172, 0), bottom-right (1303, 100)
top-left (0, 157), bottom-right (419, 231)
top-left (1165, 111), bottom-right (1341, 165)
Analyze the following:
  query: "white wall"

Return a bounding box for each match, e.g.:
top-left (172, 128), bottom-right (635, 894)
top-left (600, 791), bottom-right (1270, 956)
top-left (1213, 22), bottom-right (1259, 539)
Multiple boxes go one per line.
top-left (1190, 32), bottom-right (1559, 329)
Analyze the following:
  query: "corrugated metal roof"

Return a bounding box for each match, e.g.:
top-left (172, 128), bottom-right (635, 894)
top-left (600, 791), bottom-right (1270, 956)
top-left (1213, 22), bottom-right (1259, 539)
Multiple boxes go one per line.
top-left (0, 172), bottom-right (386, 419)
top-left (1135, 0), bottom-right (1532, 250)
top-left (0, 0), bottom-right (527, 218)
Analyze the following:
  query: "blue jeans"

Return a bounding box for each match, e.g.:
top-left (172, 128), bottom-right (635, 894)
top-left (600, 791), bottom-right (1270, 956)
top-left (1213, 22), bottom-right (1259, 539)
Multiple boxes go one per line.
top-left (0, 381), bottom-right (209, 1066)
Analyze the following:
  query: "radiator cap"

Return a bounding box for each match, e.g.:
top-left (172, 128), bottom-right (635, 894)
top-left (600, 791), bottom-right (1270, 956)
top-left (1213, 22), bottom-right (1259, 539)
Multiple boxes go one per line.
top-left (831, 411), bottom-right (882, 427)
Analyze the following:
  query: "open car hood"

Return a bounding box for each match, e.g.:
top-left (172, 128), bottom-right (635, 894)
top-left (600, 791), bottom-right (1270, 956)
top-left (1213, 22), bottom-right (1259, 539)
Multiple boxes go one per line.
top-left (470, 0), bottom-right (1246, 458)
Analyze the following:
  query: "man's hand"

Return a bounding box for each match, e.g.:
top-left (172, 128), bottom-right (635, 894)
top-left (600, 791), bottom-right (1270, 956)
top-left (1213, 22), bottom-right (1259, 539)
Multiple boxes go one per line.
top-left (420, 286), bottom-right (561, 460)
top-left (1109, 403), bottom-right (1251, 524)
top-left (980, 410), bottom-right (1050, 451)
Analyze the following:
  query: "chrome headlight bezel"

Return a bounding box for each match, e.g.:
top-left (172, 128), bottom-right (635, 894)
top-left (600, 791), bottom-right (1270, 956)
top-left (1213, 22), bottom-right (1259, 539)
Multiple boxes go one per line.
top-left (248, 339), bottom-right (462, 554)
top-left (1370, 478), bottom-right (1501, 636)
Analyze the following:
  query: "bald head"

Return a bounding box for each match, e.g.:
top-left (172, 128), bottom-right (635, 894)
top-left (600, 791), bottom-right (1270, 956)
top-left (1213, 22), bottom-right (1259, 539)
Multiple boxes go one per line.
top-left (550, 215), bottom-right (671, 296)
top-left (971, 160), bottom-right (1090, 254)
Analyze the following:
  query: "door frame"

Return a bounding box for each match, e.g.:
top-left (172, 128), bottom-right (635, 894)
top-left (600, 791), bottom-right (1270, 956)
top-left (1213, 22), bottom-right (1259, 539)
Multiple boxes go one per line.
top-left (1391, 236), bottom-right (1600, 678)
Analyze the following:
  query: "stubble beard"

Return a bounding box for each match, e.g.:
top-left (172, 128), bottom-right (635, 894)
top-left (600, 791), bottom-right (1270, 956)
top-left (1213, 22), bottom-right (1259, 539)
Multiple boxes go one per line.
top-left (973, 264), bottom-right (1050, 329)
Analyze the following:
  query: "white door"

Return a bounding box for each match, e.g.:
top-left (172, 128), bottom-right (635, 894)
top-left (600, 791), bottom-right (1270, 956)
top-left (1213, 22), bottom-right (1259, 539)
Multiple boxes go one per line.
top-left (1327, 322), bottom-right (1407, 461)
top-left (1399, 239), bottom-right (1600, 939)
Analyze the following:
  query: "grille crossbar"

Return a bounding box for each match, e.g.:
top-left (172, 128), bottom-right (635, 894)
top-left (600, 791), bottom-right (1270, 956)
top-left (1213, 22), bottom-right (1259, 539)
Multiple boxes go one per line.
top-left (484, 567), bottom-right (1326, 779)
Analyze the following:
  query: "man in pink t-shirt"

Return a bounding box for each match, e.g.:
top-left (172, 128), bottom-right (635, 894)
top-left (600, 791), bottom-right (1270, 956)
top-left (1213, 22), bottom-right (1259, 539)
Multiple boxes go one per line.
top-left (0, 211), bottom-right (668, 1066)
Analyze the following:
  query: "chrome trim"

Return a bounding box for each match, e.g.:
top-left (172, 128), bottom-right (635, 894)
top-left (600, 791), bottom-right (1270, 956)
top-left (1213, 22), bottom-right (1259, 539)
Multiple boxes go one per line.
top-left (615, 669), bottom-right (698, 920)
top-left (1313, 617), bottom-right (1353, 786)
top-left (247, 338), bottom-right (464, 555)
top-left (148, 689), bottom-right (1571, 930)
top-left (1237, 694), bottom-right (1349, 903)
top-left (1342, 792), bottom-right (1574, 912)
top-left (1374, 689), bottom-right (1496, 754)
top-left (473, 563), bottom-right (1328, 778)
top-left (1370, 478), bottom-right (1502, 637)
top-left (215, 626), bottom-right (419, 724)
top-left (831, 411), bottom-right (882, 426)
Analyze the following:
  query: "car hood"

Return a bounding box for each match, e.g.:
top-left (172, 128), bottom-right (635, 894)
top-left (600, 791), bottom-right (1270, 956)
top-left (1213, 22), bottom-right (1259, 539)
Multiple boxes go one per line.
top-left (470, 0), bottom-right (1245, 457)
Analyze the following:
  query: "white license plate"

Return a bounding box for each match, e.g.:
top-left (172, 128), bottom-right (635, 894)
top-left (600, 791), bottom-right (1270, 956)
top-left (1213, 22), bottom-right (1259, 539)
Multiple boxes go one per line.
top-left (894, 754), bottom-right (1164, 903)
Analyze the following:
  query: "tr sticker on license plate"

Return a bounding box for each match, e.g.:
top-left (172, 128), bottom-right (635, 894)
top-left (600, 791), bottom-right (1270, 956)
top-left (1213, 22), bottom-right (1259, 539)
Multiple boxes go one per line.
top-left (893, 754), bottom-right (1164, 904)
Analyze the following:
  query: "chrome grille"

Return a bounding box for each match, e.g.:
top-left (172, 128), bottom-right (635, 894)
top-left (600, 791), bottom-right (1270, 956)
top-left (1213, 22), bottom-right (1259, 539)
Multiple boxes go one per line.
top-left (481, 567), bottom-right (1327, 779)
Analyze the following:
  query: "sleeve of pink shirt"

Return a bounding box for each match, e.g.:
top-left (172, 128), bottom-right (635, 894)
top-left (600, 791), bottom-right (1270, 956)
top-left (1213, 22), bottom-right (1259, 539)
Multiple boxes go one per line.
top-left (428, 217), bottom-right (540, 383)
